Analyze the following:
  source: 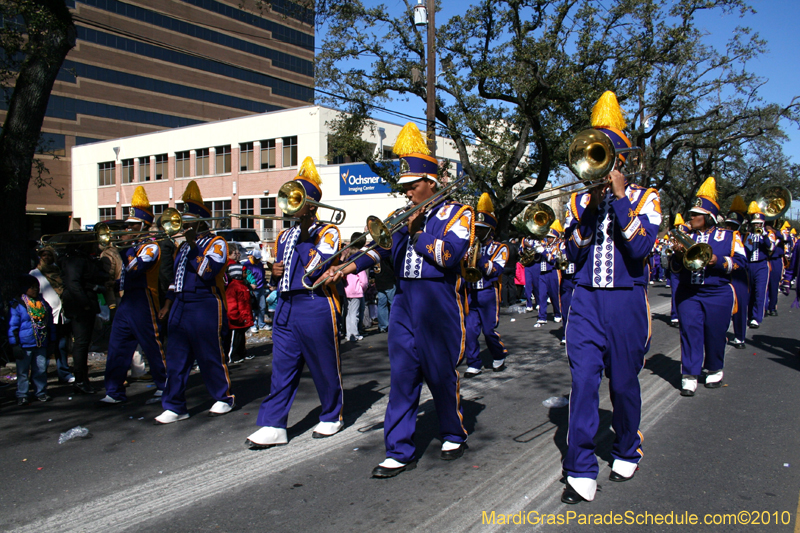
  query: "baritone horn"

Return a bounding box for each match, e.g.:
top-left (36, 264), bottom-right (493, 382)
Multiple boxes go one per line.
top-left (670, 228), bottom-right (712, 272)
top-left (514, 129), bottom-right (644, 205)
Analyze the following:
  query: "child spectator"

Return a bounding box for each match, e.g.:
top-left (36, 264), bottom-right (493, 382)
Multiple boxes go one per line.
top-left (225, 260), bottom-right (254, 364)
top-left (8, 275), bottom-right (55, 405)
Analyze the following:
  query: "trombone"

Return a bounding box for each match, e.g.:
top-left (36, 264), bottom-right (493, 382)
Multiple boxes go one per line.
top-left (521, 203), bottom-right (556, 238)
top-left (278, 180), bottom-right (346, 225)
top-left (515, 128), bottom-right (644, 205)
top-left (300, 174), bottom-right (470, 290)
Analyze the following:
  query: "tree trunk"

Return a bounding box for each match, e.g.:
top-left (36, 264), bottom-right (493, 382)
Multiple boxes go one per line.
top-left (0, 0), bottom-right (76, 301)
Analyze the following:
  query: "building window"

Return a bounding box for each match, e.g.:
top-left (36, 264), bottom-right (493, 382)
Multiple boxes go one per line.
top-left (240, 142), bottom-right (254, 171)
top-left (98, 207), bottom-right (116, 221)
top-left (240, 199), bottom-right (254, 228)
top-left (216, 145), bottom-right (231, 174)
top-left (139, 157), bottom-right (150, 181)
top-left (282, 136), bottom-right (297, 167)
top-left (155, 154), bottom-right (168, 180)
top-left (196, 148), bottom-right (210, 176)
top-left (260, 139), bottom-right (276, 169)
top-left (176, 150), bottom-right (190, 178)
top-left (121, 159), bottom-right (134, 183)
top-left (382, 146), bottom-right (397, 160)
top-left (98, 161), bottom-right (115, 186)
top-left (151, 203), bottom-right (167, 217)
top-left (203, 200), bottom-right (231, 229)
top-left (261, 197), bottom-right (276, 231)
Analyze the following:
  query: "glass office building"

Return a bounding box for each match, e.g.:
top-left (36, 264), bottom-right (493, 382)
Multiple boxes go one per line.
top-left (8, 0), bottom-right (314, 237)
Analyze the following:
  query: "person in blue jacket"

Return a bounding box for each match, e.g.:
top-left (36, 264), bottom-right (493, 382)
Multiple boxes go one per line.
top-left (463, 193), bottom-right (509, 377)
top-left (8, 275), bottom-right (55, 405)
top-left (672, 178), bottom-right (746, 396)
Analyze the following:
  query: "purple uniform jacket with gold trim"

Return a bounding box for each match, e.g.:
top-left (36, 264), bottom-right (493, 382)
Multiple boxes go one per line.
top-left (564, 184), bottom-right (662, 288)
top-left (119, 243), bottom-right (161, 302)
top-left (469, 240), bottom-right (508, 290)
top-left (168, 232), bottom-right (227, 297)
top-left (535, 242), bottom-right (558, 273)
top-left (767, 229), bottom-right (785, 259)
top-left (273, 222), bottom-right (341, 293)
top-left (558, 241), bottom-right (576, 275)
top-left (670, 228), bottom-right (746, 287)
top-left (353, 201), bottom-right (474, 279)
top-left (744, 232), bottom-right (773, 263)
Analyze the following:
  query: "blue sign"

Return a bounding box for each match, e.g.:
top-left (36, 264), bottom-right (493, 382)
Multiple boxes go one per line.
top-left (339, 163), bottom-right (394, 195)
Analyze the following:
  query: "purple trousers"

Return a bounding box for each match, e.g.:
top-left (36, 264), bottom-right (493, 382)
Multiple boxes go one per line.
top-left (563, 285), bottom-right (650, 480)
top-left (730, 269), bottom-right (749, 341)
top-left (105, 289), bottom-right (167, 401)
top-left (767, 257), bottom-right (784, 312)
top-left (384, 277), bottom-right (468, 463)
top-left (465, 286), bottom-right (507, 369)
top-left (747, 261), bottom-right (769, 324)
top-left (524, 265), bottom-right (540, 309)
top-left (559, 275), bottom-right (575, 341)
top-left (676, 283), bottom-right (735, 376)
top-left (162, 290), bottom-right (234, 415)
top-left (669, 269), bottom-right (680, 321)
top-left (538, 270), bottom-right (562, 321)
top-left (257, 290), bottom-right (342, 428)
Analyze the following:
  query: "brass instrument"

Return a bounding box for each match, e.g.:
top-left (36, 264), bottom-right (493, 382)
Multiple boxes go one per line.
top-left (670, 228), bottom-right (712, 272)
top-left (521, 203), bottom-right (556, 238)
top-left (277, 180), bottom-right (346, 225)
top-left (519, 238), bottom-right (541, 267)
top-left (514, 129), bottom-right (644, 205)
top-left (301, 174), bottom-right (470, 290)
top-left (463, 241), bottom-right (482, 283)
top-left (756, 186), bottom-right (792, 222)
top-left (40, 223), bottom-right (114, 247)
top-left (555, 252), bottom-right (570, 271)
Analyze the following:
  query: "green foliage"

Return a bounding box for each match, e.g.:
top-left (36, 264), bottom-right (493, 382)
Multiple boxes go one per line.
top-left (313, 0), bottom-right (799, 238)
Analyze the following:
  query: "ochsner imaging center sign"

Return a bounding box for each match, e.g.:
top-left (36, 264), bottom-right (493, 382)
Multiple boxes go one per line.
top-left (339, 163), bottom-right (395, 195)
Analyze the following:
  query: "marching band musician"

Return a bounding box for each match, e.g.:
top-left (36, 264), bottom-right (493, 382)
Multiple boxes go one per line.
top-left (744, 202), bottom-right (774, 329)
top-left (246, 157), bottom-right (344, 448)
top-left (100, 187), bottom-right (167, 405)
top-left (463, 193), bottom-right (509, 378)
top-left (556, 220), bottom-right (576, 345)
top-left (781, 226), bottom-right (798, 295)
top-left (534, 223), bottom-right (563, 328)
top-left (560, 91), bottom-right (661, 504)
top-left (520, 234), bottom-right (541, 312)
top-left (765, 219), bottom-right (785, 317)
top-left (672, 178), bottom-right (746, 396)
top-left (327, 122), bottom-right (474, 478)
top-left (155, 181), bottom-right (235, 424)
top-left (724, 195), bottom-right (749, 349)
top-left (668, 214), bottom-right (688, 327)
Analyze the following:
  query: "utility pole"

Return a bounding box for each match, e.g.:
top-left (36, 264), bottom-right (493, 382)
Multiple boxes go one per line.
top-left (426, 0), bottom-right (436, 156)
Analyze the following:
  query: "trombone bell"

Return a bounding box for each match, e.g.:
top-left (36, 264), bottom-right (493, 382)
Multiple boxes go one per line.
top-left (522, 203), bottom-right (555, 238)
top-left (277, 181), bottom-right (346, 225)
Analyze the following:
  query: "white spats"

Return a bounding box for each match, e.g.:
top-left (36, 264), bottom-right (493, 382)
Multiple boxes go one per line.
top-left (155, 410), bottom-right (189, 424)
top-left (554, 317), bottom-right (563, 323)
top-left (567, 476), bottom-right (597, 501)
top-left (209, 401), bottom-right (233, 415)
top-left (681, 375), bottom-right (698, 393)
top-left (705, 370), bottom-right (723, 384)
top-left (312, 420), bottom-right (343, 437)
top-left (247, 426), bottom-right (288, 446)
top-left (611, 459), bottom-right (638, 479)
top-left (378, 458), bottom-right (406, 469)
top-left (441, 441), bottom-right (462, 452)
top-left (99, 395), bottom-right (123, 404)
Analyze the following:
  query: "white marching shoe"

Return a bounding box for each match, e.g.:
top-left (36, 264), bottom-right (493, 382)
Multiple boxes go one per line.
top-left (680, 375), bottom-right (698, 397)
top-left (208, 400), bottom-right (234, 417)
top-left (704, 369), bottom-right (723, 389)
top-left (554, 316), bottom-right (563, 323)
top-left (312, 420), bottom-right (344, 439)
top-left (99, 395), bottom-right (123, 404)
top-left (566, 476), bottom-right (597, 502)
top-left (246, 426), bottom-right (288, 449)
top-left (155, 410), bottom-right (189, 424)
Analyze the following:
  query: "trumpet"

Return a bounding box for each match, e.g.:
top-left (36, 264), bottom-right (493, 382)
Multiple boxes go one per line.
top-left (515, 128), bottom-right (644, 205)
top-left (301, 174), bottom-right (470, 290)
top-left (670, 228), bottom-right (712, 272)
top-left (462, 241), bottom-right (482, 283)
top-left (555, 252), bottom-right (570, 271)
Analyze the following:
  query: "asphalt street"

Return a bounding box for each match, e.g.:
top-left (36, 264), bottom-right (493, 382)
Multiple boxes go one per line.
top-left (2, 284), bottom-right (799, 532)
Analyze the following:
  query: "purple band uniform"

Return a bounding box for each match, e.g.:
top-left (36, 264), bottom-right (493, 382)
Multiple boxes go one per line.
top-left (536, 242), bottom-right (562, 322)
top-left (256, 223), bottom-right (343, 428)
top-left (671, 228), bottom-right (745, 375)
top-left (766, 229), bottom-right (785, 313)
top-left (465, 240), bottom-right (509, 369)
top-left (563, 184), bottom-right (661, 480)
top-left (353, 201), bottom-right (474, 463)
top-left (521, 237), bottom-right (540, 308)
top-left (162, 232), bottom-right (234, 414)
top-left (104, 243), bottom-right (167, 401)
top-left (744, 232), bottom-right (773, 325)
